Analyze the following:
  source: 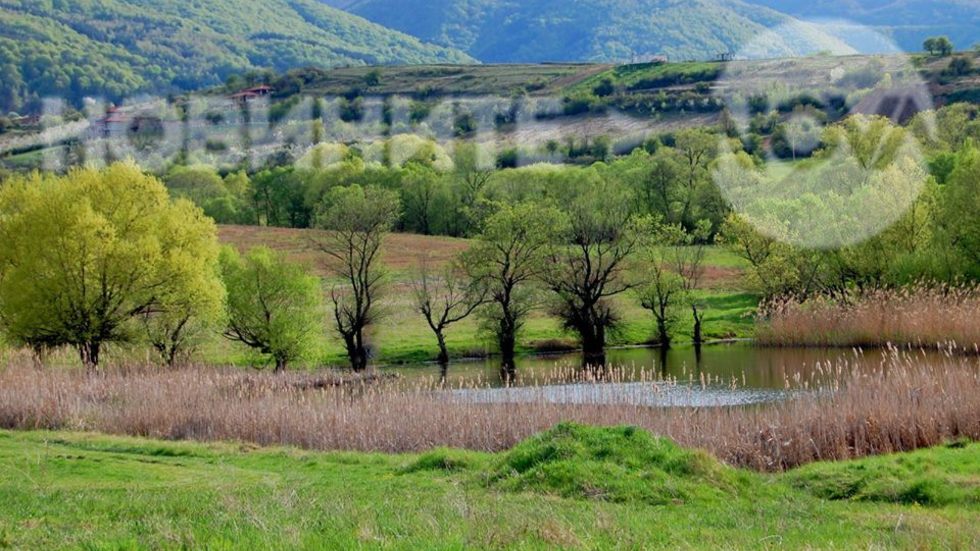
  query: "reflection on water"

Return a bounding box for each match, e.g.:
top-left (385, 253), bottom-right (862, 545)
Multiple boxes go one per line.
top-left (384, 343), bottom-right (926, 402)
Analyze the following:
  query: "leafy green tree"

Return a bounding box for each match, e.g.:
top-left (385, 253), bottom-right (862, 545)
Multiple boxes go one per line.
top-left (719, 214), bottom-right (826, 300)
top-left (924, 36), bottom-right (954, 56)
top-left (944, 56), bottom-right (973, 76)
top-left (644, 147), bottom-right (686, 222)
top-left (400, 165), bottom-right (446, 235)
top-left (637, 243), bottom-right (684, 347)
top-left (673, 128), bottom-right (717, 228)
top-left (165, 165), bottom-right (255, 225)
top-left (219, 246), bottom-right (323, 372)
top-left (140, 287), bottom-right (226, 368)
top-left (313, 185), bottom-right (401, 372)
top-left (252, 168), bottom-right (314, 228)
top-left (667, 221), bottom-right (712, 344)
top-left (0, 163), bottom-right (223, 369)
top-left (447, 142), bottom-right (494, 237)
top-left (543, 182), bottom-right (648, 366)
top-left (637, 219), bottom-right (709, 347)
top-left (462, 202), bottom-right (564, 375)
top-left (941, 143), bottom-right (980, 272)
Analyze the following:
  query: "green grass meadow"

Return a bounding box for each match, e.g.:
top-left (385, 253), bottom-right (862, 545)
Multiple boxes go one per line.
top-left (0, 426), bottom-right (976, 549)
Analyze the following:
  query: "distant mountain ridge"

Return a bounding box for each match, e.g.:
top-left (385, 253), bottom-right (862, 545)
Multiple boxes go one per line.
top-left (749, 1), bottom-right (980, 53)
top-left (0, 0), bottom-right (473, 113)
top-left (342, 0), bottom-right (850, 63)
top-left (341, 0), bottom-right (979, 62)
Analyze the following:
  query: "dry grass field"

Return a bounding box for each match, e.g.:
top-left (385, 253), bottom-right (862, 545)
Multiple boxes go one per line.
top-left (1, 348), bottom-right (976, 472)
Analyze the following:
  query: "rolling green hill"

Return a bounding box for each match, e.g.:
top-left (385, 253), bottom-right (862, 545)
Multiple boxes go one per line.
top-left (342, 0), bottom-right (979, 63)
top-left (343, 0), bottom-right (855, 63)
top-left (0, 0), bottom-right (473, 113)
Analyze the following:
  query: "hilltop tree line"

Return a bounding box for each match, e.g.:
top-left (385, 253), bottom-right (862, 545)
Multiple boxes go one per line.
top-left (0, 0), bottom-right (470, 114)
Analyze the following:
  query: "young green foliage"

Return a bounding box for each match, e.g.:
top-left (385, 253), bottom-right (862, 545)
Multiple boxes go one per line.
top-left (543, 180), bottom-right (649, 365)
top-left (219, 246), bottom-right (323, 372)
top-left (462, 201), bottom-right (564, 373)
top-left (0, 162), bottom-right (223, 368)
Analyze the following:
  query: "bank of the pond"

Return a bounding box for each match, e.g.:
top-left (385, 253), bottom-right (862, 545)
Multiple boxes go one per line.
top-left (200, 290), bottom-right (760, 369)
top-left (2, 350), bottom-right (976, 469)
top-left (0, 426), bottom-right (976, 549)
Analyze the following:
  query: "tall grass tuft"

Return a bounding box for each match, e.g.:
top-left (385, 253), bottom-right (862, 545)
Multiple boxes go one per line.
top-left (0, 349), bottom-right (976, 471)
top-left (757, 286), bottom-right (980, 353)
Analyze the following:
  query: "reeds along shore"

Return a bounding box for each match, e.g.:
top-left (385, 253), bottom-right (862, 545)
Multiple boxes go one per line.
top-left (0, 348), bottom-right (977, 472)
top-left (756, 286), bottom-right (980, 353)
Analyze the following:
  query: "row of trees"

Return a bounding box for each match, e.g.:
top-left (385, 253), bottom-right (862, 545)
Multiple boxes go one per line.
top-left (162, 100), bottom-right (978, 250)
top-left (0, 162), bottom-right (713, 373)
top-left (161, 129), bottom-right (730, 241)
top-left (923, 36), bottom-right (955, 57)
top-left (221, 180), bottom-right (709, 374)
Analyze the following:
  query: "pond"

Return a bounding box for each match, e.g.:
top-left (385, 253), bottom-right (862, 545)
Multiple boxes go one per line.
top-left (382, 343), bottom-right (926, 407)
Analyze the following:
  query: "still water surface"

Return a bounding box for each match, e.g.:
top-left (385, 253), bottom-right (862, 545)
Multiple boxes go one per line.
top-left (382, 344), bottom-right (927, 407)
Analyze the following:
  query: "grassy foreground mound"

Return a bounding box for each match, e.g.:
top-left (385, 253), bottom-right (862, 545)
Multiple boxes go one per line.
top-left (0, 427), bottom-right (977, 549)
top-left (786, 440), bottom-right (980, 507)
top-left (486, 423), bottom-right (750, 504)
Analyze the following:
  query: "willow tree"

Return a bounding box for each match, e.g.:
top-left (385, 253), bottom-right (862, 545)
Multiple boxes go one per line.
top-left (313, 185), bottom-right (401, 372)
top-left (462, 202), bottom-right (564, 375)
top-left (412, 259), bottom-right (485, 371)
top-left (0, 162), bottom-right (224, 369)
top-left (220, 246), bottom-right (323, 372)
top-left (543, 182), bottom-right (649, 366)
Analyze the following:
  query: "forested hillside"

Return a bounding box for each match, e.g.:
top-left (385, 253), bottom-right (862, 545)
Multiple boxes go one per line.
top-left (344, 0), bottom-right (853, 63)
top-left (343, 0), bottom-right (979, 63)
top-left (0, 0), bottom-right (473, 113)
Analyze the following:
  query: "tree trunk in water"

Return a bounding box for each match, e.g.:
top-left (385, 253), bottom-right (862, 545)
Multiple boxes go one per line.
top-left (581, 325), bottom-right (606, 370)
top-left (692, 305), bottom-right (704, 346)
top-left (499, 329), bottom-right (516, 369)
top-left (436, 332), bottom-right (450, 368)
top-left (352, 348), bottom-right (368, 372)
top-left (658, 345), bottom-right (670, 378)
top-left (344, 335), bottom-right (358, 372)
top-left (344, 333), bottom-right (369, 372)
top-left (656, 317), bottom-right (672, 349)
top-left (79, 342), bottom-right (101, 372)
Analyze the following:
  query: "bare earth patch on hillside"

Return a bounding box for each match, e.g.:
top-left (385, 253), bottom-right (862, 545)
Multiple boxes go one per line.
top-left (218, 225), bottom-right (470, 276)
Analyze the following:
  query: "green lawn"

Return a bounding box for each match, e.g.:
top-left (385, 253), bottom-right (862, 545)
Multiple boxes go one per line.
top-left (0, 427), bottom-right (976, 549)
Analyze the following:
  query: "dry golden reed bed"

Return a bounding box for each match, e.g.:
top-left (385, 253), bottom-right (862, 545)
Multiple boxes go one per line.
top-left (1, 349), bottom-right (977, 471)
top-left (757, 286), bottom-right (980, 353)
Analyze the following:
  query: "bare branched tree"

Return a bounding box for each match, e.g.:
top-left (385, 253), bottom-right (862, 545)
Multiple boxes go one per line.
top-left (412, 258), bottom-right (486, 370)
top-left (543, 182), bottom-right (648, 367)
top-left (313, 185), bottom-right (400, 372)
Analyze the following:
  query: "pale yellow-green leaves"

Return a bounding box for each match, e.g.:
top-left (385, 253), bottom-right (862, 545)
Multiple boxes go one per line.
top-left (0, 162), bottom-right (224, 367)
